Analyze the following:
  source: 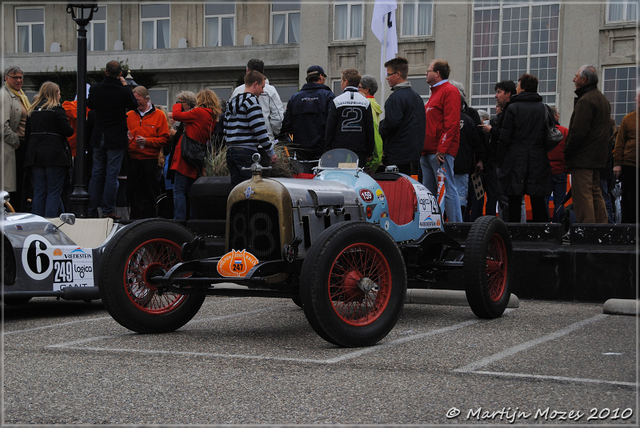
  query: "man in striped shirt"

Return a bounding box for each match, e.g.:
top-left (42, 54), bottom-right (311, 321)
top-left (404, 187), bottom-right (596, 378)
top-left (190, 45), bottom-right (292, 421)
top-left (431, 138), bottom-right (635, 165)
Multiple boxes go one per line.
top-left (224, 70), bottom-right (277, 185)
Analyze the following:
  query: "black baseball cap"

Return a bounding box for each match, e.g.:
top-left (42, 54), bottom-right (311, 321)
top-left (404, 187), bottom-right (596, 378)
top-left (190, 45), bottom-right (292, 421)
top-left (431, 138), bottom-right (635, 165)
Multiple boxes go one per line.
top-left (306, 65), bottom-right (327, 77)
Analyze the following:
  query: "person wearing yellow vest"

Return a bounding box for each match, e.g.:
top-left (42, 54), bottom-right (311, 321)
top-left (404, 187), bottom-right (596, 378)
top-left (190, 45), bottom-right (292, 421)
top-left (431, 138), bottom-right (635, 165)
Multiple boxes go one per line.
top-left (3, 66), bottom-right (31, 210)
top-left (358, 75), bottom-right (384, 174)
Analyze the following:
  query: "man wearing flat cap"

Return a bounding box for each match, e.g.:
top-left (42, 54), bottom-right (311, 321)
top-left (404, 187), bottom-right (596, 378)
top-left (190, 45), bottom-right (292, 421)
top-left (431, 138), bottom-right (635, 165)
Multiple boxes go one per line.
top-left (282, 65), bottom-right (335, 160)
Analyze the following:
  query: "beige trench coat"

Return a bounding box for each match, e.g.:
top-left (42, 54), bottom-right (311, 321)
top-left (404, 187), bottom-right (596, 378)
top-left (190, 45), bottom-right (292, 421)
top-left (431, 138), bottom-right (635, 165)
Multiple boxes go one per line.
top-left (3, 84), bottom-right (23, 192)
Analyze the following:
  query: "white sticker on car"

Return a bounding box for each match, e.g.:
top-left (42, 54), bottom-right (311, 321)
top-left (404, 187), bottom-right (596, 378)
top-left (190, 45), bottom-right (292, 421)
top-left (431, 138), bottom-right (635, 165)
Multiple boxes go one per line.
top-left (21, 235), bottom-right (94, 288)
top-left (413, 184), bottom-right (442, 228)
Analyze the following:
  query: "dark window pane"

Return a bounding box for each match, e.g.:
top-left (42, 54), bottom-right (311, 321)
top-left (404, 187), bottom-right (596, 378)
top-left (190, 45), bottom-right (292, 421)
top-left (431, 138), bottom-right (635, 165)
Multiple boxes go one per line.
top-left (272, 1), bottom-right (300, 12)
top-left (17, 8), bottom-right (44, 22)
top-left (141, 4), bottom-right (170, 19)
top-left (33, 24), bottom-right (44, 52)
top-left (94, 23), bottom-right (106, 51)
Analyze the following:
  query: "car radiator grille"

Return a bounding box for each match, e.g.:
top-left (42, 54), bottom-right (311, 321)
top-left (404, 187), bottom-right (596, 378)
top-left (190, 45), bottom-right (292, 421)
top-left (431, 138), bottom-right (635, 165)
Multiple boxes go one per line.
top-left (228, 200), bottom-right (281, 261)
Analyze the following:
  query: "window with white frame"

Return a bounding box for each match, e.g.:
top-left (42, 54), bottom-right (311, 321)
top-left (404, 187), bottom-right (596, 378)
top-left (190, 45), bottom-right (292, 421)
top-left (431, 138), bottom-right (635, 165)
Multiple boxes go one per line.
top-left (401, 0), bottom-right (433, 37)
top-left (606, 0), bottom-right (637, 23)
top-left (141, 4), bottom-right (170, 49)
top-left (205, 1), bottom-right (235, 47)
top-left (271, 1), bottom-right (300, 44)
top-left (149, 88), bottom-right (168, 109)
top-left (88, 6), bottom-right (107, 51)
top-left (16, 8), bottom-right (45, 53)
top-left (334, 3), bottom-right (363, 41)
top-left (603, 66), bottom-right (637, 125)
top-left (470, 3), bottom-right (560, 114)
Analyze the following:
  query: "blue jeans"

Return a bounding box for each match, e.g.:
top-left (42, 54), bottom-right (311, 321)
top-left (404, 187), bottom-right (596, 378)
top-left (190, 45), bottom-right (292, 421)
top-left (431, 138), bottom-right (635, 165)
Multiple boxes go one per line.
top-left (226, 147), bottom-right (256, 186)
top-left (88, 147), bottom-right (124, 217)
top-left (600, 178), bottom-right (615, 223)
top-left (548, 172), bottom-right (567, 223)
top-left (173, 171), bottom-right (195, 221)
top-left (453, 173), bottom-right (469, 210)
top-left (420, 154), bottom-right (462, 222)
top-left (31, 165), bottom-right (66, 218)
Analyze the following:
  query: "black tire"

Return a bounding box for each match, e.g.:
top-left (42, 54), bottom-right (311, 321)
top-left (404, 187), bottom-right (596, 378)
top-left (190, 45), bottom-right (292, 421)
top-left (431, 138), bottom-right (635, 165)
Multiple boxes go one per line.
top-left (98, 219), bottom-right (205, 333)
top-left (300, 222), bottom-right (407, 347)
top-left (291, 295), bottom-right (303, 308)
top-left (464, 216), bottom-right (512, 319)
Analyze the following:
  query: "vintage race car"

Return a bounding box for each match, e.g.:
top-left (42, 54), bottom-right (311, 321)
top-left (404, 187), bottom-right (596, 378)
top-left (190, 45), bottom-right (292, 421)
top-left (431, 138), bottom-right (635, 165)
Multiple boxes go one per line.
top-left (98, 149), bottom-right (513, 347)
top-left (2, 191), bottom-right (120, 305)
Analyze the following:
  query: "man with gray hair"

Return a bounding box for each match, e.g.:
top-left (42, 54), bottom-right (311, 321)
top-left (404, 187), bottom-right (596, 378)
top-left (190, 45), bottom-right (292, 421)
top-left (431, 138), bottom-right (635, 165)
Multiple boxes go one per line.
top-left (3, 65), bottom-right (30, 210)
top-left (565, 65), bottom-right (611, 224)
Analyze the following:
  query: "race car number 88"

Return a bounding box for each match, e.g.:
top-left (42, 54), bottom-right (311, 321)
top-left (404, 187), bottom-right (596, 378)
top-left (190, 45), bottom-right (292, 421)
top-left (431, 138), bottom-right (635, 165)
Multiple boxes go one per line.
top-left (230, 212), bottom-right (277, 258)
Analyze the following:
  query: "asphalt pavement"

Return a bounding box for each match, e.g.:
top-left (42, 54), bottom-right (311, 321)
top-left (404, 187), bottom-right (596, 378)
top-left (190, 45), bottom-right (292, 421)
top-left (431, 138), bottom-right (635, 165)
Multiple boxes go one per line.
top-left (2, 294), bottom-right (637, 425)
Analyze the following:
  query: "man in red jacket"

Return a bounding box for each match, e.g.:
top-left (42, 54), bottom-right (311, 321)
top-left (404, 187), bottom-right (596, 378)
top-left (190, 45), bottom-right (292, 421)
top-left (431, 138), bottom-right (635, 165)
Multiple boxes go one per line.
top-left (420, 59), bottom-right (462, 222)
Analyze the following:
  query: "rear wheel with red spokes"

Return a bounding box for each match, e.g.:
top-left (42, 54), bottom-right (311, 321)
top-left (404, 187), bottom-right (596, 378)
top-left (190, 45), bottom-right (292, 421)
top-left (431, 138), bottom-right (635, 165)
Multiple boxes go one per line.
top-left (463, 216), bottom-right (512, 319)
top-left (99, 219), bottom-right (205, 333)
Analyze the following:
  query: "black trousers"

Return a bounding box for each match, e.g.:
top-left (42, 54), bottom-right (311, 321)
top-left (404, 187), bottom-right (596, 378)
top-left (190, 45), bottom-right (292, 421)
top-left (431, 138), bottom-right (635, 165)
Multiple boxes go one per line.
top-left (621, 165), bottom-right (637, 224)
top-left (127, 158), bottom-right (160, 219)
top-left (508, 194), bottom-right (549, 223)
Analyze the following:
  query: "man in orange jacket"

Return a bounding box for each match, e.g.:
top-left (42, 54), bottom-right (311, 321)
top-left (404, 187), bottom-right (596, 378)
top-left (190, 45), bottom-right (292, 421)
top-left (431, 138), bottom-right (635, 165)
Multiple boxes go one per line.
top-left (420, 59), bottom-right (462, 222)
top-left (126, 85), bottom-right (170, 219)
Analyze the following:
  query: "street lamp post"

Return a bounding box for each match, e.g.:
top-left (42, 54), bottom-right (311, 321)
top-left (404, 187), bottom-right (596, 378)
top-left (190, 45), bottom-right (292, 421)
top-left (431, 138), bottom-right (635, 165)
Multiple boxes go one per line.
top-left (66, 3), bottom-right (98, 217)
top-left (124, 71), bottom-right (138, 87)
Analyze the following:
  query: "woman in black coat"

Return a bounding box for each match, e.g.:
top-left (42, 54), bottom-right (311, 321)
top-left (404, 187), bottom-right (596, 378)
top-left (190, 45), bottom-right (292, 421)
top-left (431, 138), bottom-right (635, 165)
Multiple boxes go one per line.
top-left (24, 82), bottom-right (74, 217)
top-left (497, 74), bottom-right (552, 222)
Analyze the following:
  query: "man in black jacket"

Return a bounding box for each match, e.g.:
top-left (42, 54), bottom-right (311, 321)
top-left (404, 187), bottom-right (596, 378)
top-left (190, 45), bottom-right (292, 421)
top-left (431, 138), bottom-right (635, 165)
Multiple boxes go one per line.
top-left (324, 68), bottom-right (374, 167)
top-left (378, 57), bottom-right (426, 175)
top-left (479, 80), bottom-right (516, 220)
top-left (281, 65), bottom-right (335, 161)
top-left (87, 60), bottom-right (137, 219)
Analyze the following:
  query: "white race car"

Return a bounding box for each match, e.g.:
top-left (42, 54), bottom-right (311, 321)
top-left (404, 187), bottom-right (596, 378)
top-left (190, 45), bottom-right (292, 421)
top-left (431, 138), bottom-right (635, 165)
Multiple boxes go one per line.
top-left (2, 191), bottom-right (121, 305)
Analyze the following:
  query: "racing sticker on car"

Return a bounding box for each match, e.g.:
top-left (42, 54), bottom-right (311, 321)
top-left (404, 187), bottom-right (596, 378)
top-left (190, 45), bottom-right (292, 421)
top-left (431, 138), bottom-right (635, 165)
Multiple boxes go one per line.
top-left (21, 235), bottom-right (94, 289)
top-left (413, 184), bottom-right (442, 228)
top-left (217, 249), bottom-right (259, 277)
top-left (359, 188), bottom-right (374, 203)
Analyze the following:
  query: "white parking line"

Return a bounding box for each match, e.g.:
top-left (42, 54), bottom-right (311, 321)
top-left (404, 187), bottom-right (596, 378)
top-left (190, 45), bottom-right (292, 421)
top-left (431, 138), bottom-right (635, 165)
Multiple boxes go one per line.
top-left (46, 319), bottom-right (481, 364)
top-left (454, 314), bottom-right (607, 372)
top-left (189, 306), bottom-right (283, 325)
top-left (324, 319), bottom-right (480, 364)
top-left (2, 297), bottom-right (251, 335)
top-left (472, 370), bottom-right (637, 388)
top-left (2, 316), bottom-right (114, 335)
top-left (453, 314), bottom-right (635, 388)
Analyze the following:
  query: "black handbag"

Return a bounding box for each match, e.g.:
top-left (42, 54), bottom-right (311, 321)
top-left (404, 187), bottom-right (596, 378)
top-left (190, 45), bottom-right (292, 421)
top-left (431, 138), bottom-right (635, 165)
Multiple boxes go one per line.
top-left (545, 107), bottom-right (563, 152)
top-left (180, 133), bottom-right (207, 171)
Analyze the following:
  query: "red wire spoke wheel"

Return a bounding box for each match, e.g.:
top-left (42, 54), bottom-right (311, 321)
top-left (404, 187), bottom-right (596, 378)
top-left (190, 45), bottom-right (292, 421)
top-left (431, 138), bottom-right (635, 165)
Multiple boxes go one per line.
top-left (464, 216), bottom-right (513, 319)
top-left (124, 238), bottom-right (186, 314)
top-left (327, 243), bottom-right (392, 326)
top-left (98, 219), bottom-right (205, 334)
top-left (300, 222), bottom-right (406, 348)
top-left (485, 233), bottom-right (508, 302)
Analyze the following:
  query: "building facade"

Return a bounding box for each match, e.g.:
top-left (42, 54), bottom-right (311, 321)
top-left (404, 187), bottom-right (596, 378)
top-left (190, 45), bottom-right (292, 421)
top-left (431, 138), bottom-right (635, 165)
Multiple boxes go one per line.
top-left (2, 1), bottom-right (637, 126)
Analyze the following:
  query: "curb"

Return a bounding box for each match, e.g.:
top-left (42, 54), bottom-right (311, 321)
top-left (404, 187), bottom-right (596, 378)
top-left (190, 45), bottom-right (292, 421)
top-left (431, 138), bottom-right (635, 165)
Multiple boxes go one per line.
top-left (405, 289), bottom-right (519, 308)
top-left (603, 299), bottom-right (638, 316)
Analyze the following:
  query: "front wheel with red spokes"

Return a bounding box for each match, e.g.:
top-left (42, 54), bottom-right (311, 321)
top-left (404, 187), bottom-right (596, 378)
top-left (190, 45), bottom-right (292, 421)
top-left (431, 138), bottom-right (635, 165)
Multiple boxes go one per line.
top-left (98, 219), bottom-right (205, 333)
top-left (300, 222), bottom-right (407, 347)
top-left (463, 216), bottom-right (513, 319)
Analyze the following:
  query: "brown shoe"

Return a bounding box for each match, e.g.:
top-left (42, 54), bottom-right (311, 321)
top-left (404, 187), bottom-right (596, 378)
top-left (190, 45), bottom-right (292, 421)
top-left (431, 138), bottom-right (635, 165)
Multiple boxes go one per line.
top-left (102, 213), bottom-right (121, 220)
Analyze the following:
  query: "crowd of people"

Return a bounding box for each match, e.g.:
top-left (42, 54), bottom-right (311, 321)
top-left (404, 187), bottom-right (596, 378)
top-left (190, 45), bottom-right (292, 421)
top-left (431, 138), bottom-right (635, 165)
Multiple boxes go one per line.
top-left (3, 58), bottom-right (637, 225)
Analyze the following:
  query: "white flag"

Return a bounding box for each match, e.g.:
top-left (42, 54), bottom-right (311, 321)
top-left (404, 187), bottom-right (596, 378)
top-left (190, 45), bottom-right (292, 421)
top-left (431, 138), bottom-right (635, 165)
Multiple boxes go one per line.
top-left (371, 0), bottom-right (398, 84)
